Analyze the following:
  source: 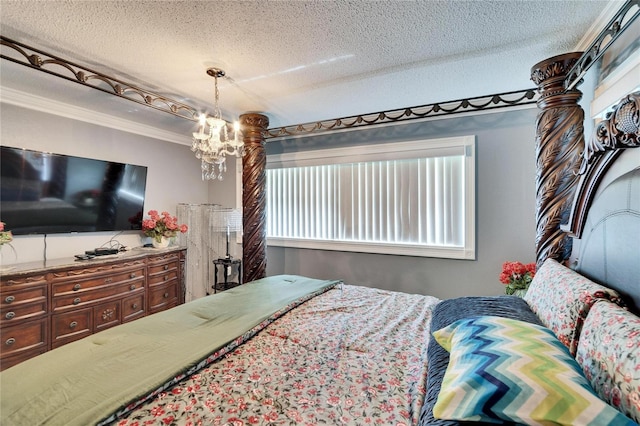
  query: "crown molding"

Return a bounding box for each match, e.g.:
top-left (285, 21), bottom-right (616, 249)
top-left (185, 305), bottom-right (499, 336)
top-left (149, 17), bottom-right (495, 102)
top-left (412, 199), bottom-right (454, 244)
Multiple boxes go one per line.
top-left (0, 86), bottom-right (192, 145)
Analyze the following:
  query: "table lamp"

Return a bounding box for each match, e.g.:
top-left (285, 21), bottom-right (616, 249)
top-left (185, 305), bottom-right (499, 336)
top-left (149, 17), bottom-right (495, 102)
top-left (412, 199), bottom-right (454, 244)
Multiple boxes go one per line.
top-left (210, 208), bottom-right (242, 259)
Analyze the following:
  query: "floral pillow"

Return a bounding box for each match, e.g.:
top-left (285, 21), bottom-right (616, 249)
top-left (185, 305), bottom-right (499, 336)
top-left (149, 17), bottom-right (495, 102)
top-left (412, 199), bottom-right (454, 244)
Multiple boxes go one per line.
top-left (576, 300), bottom-right (640, 424)
top-left (432, 316), bottom-right (635, 425)
top-left (523, 258), bottom-right (625, 356)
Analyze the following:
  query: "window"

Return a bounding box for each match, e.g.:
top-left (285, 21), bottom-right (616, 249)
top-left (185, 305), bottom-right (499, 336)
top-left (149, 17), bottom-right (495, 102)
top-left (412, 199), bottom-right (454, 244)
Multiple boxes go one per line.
top-left (266, 136), bottom-right (475, 259)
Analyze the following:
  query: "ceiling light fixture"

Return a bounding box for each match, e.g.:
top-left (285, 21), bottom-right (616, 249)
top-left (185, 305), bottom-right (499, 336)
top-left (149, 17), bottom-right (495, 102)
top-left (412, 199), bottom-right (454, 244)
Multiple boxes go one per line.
top-left (192, 67), bottom-right (242, 181)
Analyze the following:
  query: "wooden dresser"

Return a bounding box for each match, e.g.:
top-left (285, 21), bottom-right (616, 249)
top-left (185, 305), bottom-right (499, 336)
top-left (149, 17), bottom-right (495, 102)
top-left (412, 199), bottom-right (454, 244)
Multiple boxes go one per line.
top-left (0, 247), bottom-right (185, 371)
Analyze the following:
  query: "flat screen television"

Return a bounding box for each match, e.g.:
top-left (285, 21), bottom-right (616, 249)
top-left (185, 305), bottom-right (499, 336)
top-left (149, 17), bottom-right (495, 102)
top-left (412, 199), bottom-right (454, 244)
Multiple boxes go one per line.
top-left (1, 146), bottom-right (147, 235)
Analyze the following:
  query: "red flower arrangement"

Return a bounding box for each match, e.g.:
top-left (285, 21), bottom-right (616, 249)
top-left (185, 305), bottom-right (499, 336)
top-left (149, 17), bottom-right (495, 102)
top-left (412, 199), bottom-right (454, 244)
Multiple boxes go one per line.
top-left (142, 210), bottom-right (188, 243)
top-left (500, 261), bottom-right (536, 295)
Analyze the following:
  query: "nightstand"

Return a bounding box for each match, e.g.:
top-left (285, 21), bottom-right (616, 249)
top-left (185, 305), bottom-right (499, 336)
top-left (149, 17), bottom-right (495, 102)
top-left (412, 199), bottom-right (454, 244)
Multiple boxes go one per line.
top-left (212, 258), bottom-right (242, 293)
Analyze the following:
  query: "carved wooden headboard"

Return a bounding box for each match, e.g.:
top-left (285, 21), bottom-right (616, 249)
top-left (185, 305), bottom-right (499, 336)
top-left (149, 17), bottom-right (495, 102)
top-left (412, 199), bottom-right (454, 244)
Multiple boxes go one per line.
top-left (531, 86), bottom-right (640, 312)
top-left (569, 93), bottom-right (640, 312)
top-left (573, 163), bottom-right (640, 312)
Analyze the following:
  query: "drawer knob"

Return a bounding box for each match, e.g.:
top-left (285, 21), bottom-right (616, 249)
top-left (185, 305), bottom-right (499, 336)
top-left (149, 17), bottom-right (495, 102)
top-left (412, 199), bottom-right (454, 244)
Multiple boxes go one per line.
top-left (132, 303), bottom-right (138, 309)
top-left (5, 311), bottom-right (15, 320)
top-left (163, 265), bottom-right (169, 270)
top-left (73, 284), bottom-right (81, 291)
top-left (164, 275), bottom-right (169, 281)
top-left (73, 297), bottom-right (81, 305)
top-left (4, 295), bottom-right (15, 304)
top-left (130, 272), bottom-right (136, 279)
top-left (130, 284), bottom-right (136, 290)
top-left (5, 337), bottom-right (15, 346)
top-left (69, 321), bottom-right (78, 329)
top-left (163, 292), bottom-right (169, 298)
top-left (105, 277), bottom-right (112, 283)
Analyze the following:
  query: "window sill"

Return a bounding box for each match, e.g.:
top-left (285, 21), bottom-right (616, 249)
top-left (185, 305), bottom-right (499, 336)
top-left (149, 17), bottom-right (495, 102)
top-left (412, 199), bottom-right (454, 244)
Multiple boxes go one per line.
top-left (267, 238), bottom-right (475, 260)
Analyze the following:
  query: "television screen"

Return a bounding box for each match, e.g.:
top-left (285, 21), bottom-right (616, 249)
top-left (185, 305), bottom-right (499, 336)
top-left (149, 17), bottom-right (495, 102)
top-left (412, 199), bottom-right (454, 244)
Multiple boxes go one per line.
top-left (1, 146), bottom-right (147, 235)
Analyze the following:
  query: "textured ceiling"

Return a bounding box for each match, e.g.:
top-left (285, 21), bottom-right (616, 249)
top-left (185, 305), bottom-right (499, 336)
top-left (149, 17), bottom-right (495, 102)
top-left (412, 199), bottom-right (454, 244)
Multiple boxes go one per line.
top-left (0, 0), bottom-right (616, 140)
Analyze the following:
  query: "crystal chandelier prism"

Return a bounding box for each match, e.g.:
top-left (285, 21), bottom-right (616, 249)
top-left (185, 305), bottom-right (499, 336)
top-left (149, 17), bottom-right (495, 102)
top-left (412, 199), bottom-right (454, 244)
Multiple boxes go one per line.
top-left (191, 67), bottom-right (242, 181)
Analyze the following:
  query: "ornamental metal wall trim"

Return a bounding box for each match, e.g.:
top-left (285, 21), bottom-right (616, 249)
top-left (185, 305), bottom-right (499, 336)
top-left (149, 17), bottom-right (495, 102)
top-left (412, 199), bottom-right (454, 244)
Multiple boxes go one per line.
top-left (1, 36), bottom-right (200, 122)
top-left (2, 0), bottom-right (636, 141)
top-left (564, 0), bottom-right (640, 91)
top-left (264, 89), bottom-right (538, 139)
top-left (0, 36), bottom-right (539, 140)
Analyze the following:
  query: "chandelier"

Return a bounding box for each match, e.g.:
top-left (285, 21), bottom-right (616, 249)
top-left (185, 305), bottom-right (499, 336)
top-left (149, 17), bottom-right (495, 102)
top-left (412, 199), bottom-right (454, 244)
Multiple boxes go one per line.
top-left (192, 67), bottom-right (242, 181)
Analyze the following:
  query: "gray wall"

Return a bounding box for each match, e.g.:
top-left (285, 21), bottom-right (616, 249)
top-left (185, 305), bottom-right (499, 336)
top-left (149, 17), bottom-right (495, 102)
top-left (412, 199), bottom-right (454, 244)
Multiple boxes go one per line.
top-left (0, 104), bottom-right (217, 264)
top-left (265, 107), bottom-right (539, 299)
top-left (1, 102), bottom-right (539, 298)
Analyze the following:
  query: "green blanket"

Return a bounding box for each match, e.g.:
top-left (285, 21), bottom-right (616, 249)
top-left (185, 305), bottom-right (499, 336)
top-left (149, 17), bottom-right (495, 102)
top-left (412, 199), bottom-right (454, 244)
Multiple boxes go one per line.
top-left (0, 274), bottom-right (339, 426)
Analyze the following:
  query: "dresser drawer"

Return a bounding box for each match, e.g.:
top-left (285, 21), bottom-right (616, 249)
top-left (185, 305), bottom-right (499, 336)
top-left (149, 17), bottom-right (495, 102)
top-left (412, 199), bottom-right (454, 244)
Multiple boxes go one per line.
top-left (1, 284), bottom-right (47, 305)
top-left (52, 308), bottom-right (92, 348)
top-left (147, 253), bottom-right (180, 268)
top-left (1, 283), bottom-right (47, 321)
top-left (148, 261), bottom-right (179, 281)
top-left (52, 282), bottom-right (143, 312)
top-left (1, 319), bottom-right (47, 358)
top-left (1, 274), bottom-right (47, 290)
top-left (122, 293), bottom-right (145, 322)
top-left (1, 300), bottom-right (47, 325)
top-left (52, 267), bottom-right (145, 296)
top-left (51, 259), bottom-right (146, 281)
top-left (93, 300), bottom-right (121, 331)
top-left (1, 277), bottom-right (48, 320)
top-left (148, 282), bottom-right (179, 313)
top-left (147, 268), bottom-right (178, 287)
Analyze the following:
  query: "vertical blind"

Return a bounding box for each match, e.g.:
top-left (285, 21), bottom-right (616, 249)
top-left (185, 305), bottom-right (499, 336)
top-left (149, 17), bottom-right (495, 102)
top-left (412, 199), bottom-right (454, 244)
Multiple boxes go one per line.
top-left (266, 136), bottom-right (475, 259)
top-left (267, 156), bottom-right (464, 246)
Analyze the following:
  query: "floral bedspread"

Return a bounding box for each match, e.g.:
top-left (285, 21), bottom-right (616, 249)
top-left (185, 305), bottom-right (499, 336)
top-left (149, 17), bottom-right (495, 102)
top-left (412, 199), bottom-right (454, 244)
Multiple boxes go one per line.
top-left (116, 284), bottom-right (440, 426)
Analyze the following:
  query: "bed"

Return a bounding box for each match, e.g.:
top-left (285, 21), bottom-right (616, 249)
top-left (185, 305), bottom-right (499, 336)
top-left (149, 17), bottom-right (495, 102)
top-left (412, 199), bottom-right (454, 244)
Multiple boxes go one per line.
top-left (2, 33), bottom-right (640, 426)
top-left (2, 93), bottom-right (639, 426)
top-left (1, 276), bottom-right (442, 425)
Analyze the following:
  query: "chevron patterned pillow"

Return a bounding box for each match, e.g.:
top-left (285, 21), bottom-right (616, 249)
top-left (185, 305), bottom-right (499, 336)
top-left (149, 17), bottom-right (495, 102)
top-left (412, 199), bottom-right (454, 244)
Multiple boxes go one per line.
top-left (432, 316), bottom-right (634, 425)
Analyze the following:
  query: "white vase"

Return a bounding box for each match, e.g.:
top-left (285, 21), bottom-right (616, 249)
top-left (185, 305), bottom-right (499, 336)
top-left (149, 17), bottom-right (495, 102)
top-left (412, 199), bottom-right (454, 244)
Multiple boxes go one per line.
top-left (511, 289), bottom-right (528, 298)
top-left (152, 236), bottom-right (170, 249)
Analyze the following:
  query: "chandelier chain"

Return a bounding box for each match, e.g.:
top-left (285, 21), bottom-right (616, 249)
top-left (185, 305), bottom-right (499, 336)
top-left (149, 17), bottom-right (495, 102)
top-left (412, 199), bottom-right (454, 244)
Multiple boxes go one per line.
top-left (213, 73), bottom-right (222, 119)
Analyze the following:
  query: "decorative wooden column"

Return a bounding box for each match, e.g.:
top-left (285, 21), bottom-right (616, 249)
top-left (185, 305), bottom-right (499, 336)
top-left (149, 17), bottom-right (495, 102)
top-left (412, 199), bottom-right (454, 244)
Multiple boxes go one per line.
top-left (240, 113), bottom-right (269, 282)
top-left (530, 52), bottom-right (585, 268)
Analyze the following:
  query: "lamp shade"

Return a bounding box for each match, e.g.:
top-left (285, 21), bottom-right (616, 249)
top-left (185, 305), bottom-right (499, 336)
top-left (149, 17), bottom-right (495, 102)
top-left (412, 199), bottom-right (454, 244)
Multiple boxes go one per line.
top-left (210, 208), bottom-right (242, 259)
top-left (210, 208), bottom-right (242, 233)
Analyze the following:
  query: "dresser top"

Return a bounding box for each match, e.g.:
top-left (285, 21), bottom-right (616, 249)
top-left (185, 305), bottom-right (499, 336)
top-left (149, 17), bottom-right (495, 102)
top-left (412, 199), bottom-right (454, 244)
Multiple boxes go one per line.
top-left (0, 246), bottom-right (185, 277)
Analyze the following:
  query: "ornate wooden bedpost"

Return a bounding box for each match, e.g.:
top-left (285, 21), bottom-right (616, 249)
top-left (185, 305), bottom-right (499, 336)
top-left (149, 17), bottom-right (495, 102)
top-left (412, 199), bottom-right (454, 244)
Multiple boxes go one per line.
top-left (240, 113), bottom-right (269, 282)
top-left (530, 52), bottom-right (585, 268)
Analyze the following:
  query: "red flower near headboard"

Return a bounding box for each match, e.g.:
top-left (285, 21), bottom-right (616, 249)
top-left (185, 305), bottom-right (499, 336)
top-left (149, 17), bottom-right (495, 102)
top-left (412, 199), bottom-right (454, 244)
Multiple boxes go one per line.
top-left (500, 261), bottom-right (536, 295)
